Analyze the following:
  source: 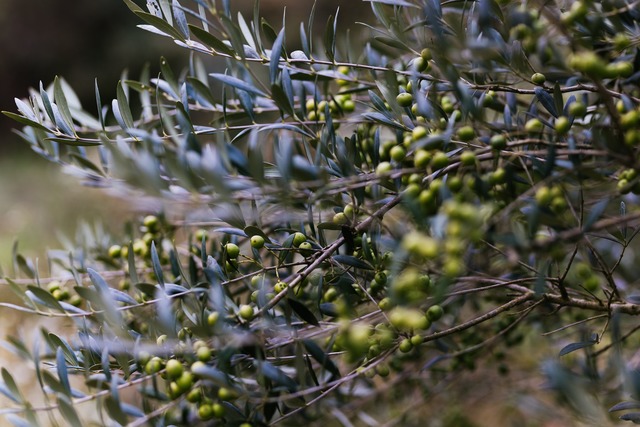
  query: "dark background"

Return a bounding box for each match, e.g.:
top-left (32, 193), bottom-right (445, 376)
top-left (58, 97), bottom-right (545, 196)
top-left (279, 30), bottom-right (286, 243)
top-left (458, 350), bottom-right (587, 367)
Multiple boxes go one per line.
top-left (0, 0), bottom-right (371, 152)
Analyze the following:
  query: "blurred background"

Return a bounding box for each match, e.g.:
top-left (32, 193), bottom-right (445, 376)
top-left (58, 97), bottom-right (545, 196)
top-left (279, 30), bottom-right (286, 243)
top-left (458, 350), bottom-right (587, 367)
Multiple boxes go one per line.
top-left (0, 0), bottom-right (363, 262)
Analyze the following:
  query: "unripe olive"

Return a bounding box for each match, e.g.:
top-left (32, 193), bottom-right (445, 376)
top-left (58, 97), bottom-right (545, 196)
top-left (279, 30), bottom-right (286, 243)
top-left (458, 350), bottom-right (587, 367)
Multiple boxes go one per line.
top-left (568, 102), bottom-right (587, 118)
top-left (108, 245), bottom-right (122, 259)
top-left (324, 287), bottom-right (339, 302)
top-left (399, 338), bottom-right (413, 353)
top-left (613, 33), bottom-right (631, 51)
top-left (535, 186), bottom-right (553, 205)
top-left (524, 118), bottom-right (544, 133)
top-left (606, 61), bottom-right (633, 78)
top-left (456, 125), bottom-right (475, 142)
top-left (420, 48), bottom-right (432, 61)
top-left (194, 228), bottom-right (208, 242)
top-left (410, 334), bottom-right (424, 346)
top-left (554, 116), bottom-right (571, 135)
top-left (431, 151), bottom-right (449, 170)
top-left (413, 57), bottom-right (429, 72)
top-left (212, 403), bottom-right (225, 418)
top-left (569, 51), bottom-right (608, 77)
top-left (625, 130), bottom-right (640, 146)
top-left (165, 359), bottom-right (184, 380)
top-left (333, 212), bottom-right (349, 225)
top-left (238, 304), bottom-right (254, 320)
top-left (143, 215), bottom-right (159, 232)
top-left (207, 311), bottom-right (220, 327)
top-left (620, 110), bottom-right (640, 130)
top-left (531, 72), bottom-right (546, 85)
top-left (490, 134), bottom-right (507, 150)
top-left (197, 346), bottom-right (212, 362)
top-left (389, 307), bottom-right (428, 330)
top-left (583, 275), bottom-right (599, 292)
top-left (374, 271), bottom-right (387, 285)
top-left (376, 363), bottom-right (390, 377)
top-left (427, 305), bottom-right (444, 321)
top-left (250, 235), bottom-right (265, 249)
top-left (68, 294), bottom-right (82, 307)
top-left (342, 99), bottom-right (355, 112)
top-left (187, 388), bottom-right (202, 403)
top-left (225, 243), bottom-right (240, 259)
top-left (412, 125), bottom-right (428, 140)
top-left (175, 371), bottom-right (194, 391)
top-left (198, 404), bottom-right (214, 420)
top-left (274, 281), bottom-right (288, 293)
top-left (396, 92), bottom-right (414, 107)
top-left (378, 297), bottom-right (392, 311)
top-left (459, 151), bottom-right (476, 166)
top-left (390, 145), bottom-right (406, 162)
top-left (145, 357), bottom-right (163, 375)
top-left (132, 239), bottom-right (147, 256)
top-left (489, 168), bottom-right (507, 185)
top-left (298, 241), bottom-right (313, 256)
top-left (447, 176), bottom-right (463, 193)
top-left (414, 149), bottom-right (432, 169)
top-left (156, 334), bottom-right (168, 346)
top-left (292, 232), bottom-right (307, 247)
top-left (218, 387), bottom-right (236, 401)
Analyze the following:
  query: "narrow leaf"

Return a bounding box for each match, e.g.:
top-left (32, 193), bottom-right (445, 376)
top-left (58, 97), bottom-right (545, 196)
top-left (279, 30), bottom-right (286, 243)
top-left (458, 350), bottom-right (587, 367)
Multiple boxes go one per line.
top-left (288, 298), bottom-right (320, 326)
top-left (270, 28), bottom-right (285, 84)
top-left (209, 73), bottom-right (266, 97)
top-left (558, 340), bottom-right (596, 357)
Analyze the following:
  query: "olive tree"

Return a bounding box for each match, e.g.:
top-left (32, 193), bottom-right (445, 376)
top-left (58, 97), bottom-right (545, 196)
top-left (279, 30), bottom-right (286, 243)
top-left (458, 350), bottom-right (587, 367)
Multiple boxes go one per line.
top-left (2, 0), bottom-right (640, 425)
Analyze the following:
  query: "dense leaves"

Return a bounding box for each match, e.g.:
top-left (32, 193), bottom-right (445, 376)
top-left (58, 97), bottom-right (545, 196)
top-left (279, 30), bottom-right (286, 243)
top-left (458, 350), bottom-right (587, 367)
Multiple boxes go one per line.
top-left (2, 0), bottom-right (640, 425)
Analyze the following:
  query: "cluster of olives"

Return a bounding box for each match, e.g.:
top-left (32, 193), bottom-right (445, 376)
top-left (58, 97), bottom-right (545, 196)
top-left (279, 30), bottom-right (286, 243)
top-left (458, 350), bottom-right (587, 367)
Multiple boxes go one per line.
top-left (46, 280), bottom-right (82, 306)
top-left (107, 215), bottom-right (170, 263)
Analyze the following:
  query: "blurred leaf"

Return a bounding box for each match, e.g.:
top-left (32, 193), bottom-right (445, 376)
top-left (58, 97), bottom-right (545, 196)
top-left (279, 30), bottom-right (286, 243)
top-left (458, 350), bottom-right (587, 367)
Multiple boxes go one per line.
top-left (57, 394), bottom-right (83, 427)
top-left (535, 87), bottom-right (558, 118)
top-left (150, 241), bottom-right (165, 286)
top-left (6, 416), bottom-right (31, 427)
top-left (288, 298), bottom-right (320, 326)
top-left (26, 286), bottom-right (64, 312)
top-left (171, 0), bottom-right (189, 38)
top-left (364, 0), bottom-right (418, 6)
top-left (583, 198), bottom-right (609, 231)
top-left (559, 340), bottom-right (596, 357)
top-left (611, 401), bottom-right (640, 412)
top-left (189, 25), bottom-right (235, 56)
top-left (332, 255), bottom-right (374, 270)
top-left (134, 10), bottom-right (186, 41)
top-left (210, 73), bottom-right (267, 97)
top-left (303, 339), bottom-right (340, 379)
top-left (255, 360), bottom-right (298, 392)
top-left (15, 254), bottom-right (35, 279)
top-left (53, 76), bottom-right (76, 136)
top-left (56, 347), bottom-right (71, 396)
top-left (48, 333), bottom-right (79, 366)
top-left (324, 12), bottom-right (338, 62)
top-left (319, 303), bottom-right (339, 317)
top-left (1, 112), bottom-right (51, 133)
top-left (1, 368), bottom-right (22, 404)
top-left (105, 395), bottom-right (128, 426)
top-left (270, 28), bottom-right (285, 84)
top-left (620, 413), bottom-right (640, 423)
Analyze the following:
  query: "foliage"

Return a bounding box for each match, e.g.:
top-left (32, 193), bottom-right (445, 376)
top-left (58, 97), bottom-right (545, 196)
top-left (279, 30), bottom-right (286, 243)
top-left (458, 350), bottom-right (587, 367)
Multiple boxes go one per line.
top-left (2, 0), bottom-right (640, 425)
